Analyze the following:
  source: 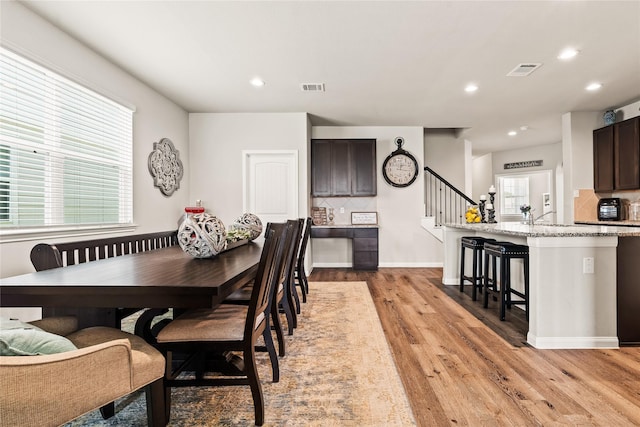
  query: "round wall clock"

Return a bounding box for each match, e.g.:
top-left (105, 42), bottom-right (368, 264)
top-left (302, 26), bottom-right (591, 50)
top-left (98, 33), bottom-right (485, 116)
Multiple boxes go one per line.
top-left (382, 137), bottom-right (419, 187)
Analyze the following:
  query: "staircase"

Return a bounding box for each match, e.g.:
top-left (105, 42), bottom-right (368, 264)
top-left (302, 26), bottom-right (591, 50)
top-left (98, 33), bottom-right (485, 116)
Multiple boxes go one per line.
top-left (422, 165), bottom-right (476, 241)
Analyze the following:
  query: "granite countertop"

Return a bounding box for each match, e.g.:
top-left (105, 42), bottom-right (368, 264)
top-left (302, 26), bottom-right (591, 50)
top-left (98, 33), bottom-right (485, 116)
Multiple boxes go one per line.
top-left (575, 220), bottom-right (640, 227)
top-left (443, 222), bottom-right (640, 237)
top-left (312, 224), bottom-right (379, 228)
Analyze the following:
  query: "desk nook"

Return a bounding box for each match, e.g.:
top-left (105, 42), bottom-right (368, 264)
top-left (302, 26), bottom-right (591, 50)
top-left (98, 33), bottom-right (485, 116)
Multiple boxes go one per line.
top-left (310, 225), bottom-right (379, 270)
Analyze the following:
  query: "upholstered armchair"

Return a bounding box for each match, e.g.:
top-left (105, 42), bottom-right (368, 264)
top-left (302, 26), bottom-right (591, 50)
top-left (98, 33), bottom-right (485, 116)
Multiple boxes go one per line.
top-left (0, 316), bottom-right (165, 427)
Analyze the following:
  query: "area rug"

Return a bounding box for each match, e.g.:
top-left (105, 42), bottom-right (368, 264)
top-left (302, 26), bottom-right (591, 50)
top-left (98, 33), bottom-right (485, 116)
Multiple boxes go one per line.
top-left (66, 281), bottom-right (416, 426)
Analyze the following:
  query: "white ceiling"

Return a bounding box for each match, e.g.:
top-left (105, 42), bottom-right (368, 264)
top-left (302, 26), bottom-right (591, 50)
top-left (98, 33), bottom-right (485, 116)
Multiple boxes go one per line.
top-left (19, 0), bottom-right (640, 156)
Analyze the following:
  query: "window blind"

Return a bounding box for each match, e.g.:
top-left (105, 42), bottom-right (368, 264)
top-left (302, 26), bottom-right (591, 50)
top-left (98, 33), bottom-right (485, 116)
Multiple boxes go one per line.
top-left (0, 47), bottom-right (133, 231)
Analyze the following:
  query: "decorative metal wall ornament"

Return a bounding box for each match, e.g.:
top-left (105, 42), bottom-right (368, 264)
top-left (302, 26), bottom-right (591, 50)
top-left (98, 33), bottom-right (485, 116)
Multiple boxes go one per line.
top-left (148, 138), bottom-right (184, 196)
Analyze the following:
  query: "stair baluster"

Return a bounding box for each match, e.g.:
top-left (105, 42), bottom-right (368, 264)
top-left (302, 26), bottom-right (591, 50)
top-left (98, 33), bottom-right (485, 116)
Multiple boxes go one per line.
top-left (424, 165), bottom-right (477, 227)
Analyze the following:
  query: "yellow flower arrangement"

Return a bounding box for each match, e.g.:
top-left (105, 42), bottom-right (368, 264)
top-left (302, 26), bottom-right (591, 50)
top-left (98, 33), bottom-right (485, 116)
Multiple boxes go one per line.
top-left (465, 206), bottom-right (482, 223)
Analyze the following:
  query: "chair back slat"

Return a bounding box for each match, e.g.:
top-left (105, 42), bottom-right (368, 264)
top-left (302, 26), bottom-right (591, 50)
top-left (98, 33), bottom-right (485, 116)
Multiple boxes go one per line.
top-left (246, 223), bottom-right (287, 338)
top-left (297, 217), bottom-right (312, 267)
top-left (286, 220), bottom-right (303, 284)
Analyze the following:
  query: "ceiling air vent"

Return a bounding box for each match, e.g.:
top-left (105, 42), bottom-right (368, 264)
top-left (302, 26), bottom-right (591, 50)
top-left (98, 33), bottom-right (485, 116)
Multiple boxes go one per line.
top-left (507, 63), bottom-right (542, 77)
top-left (300, 83), bottom-right (325, 92)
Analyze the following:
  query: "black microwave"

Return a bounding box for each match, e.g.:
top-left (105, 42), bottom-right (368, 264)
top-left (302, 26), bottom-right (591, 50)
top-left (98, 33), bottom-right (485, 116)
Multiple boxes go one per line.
top-left (598, 198), bottom-right (622, 221)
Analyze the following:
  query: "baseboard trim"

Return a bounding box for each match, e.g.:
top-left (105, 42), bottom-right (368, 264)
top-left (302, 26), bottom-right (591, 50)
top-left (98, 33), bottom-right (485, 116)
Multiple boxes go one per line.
top-left (379, 262), bottom-right (443, 268)
top-left (312, 262), bottom-right (353, 268)
top-left (442, 277), bottom-right (459, 285)
top-left (312, 262), bottom-right (444, 268)
top-left (527, 333), bottom-right (619, 349)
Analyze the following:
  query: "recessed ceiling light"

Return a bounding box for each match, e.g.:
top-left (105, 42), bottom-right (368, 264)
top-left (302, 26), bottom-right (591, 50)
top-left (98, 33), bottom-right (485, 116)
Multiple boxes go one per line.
top-left (508, 131), bottom-right (517, 136)
top-left (250, 78), bottom-right (265, 87)
top-left (520, 125), bottom-right (529, 131)
top-left (465, 84), bottom-right (478, 93)
top-left (586, 82), bottom-right (602, 91)
top-left (558, 48), bottom-right (579, 60)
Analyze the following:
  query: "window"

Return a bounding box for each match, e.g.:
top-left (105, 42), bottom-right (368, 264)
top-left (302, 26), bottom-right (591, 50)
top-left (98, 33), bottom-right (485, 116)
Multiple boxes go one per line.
top-left (499, 175), bottom-right (529, 215)
top-left (0, 47), bottom-right (133, 233)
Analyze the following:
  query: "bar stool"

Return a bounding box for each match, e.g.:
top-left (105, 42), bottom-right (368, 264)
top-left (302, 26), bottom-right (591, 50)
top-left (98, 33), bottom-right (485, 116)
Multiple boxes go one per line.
top-left (483, 241), bottom-right (530, 321)
top-left (459, 236), bottom-right (496, 301)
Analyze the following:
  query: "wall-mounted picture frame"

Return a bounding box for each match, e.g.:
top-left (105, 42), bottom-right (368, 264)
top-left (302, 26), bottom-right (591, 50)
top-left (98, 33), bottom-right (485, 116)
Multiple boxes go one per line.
top-left (311, 207), bottom-right (328, 225)
top-left (351, 211), bottom-right (378, 225)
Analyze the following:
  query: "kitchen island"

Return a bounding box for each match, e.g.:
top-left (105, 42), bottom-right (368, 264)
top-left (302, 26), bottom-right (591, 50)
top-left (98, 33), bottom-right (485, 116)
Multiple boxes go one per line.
top-left (443, 222), bottom-right (640, 349)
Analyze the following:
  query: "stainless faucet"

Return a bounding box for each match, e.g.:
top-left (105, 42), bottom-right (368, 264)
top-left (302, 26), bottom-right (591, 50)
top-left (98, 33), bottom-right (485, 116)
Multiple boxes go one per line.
top-left (532, 211), bottom-right (556, 224)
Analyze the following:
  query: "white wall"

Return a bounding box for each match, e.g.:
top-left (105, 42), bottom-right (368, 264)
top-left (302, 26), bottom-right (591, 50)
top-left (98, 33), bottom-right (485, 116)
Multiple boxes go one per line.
top-left (562, 111), bottom-right (601, 223)
top-left (312, 126), bottom-right (441, 267)
top-left (613, 99), bottom-right (640, 123)
top-left (492, 143), bottom-right (562, 221)
top-left (0, 2), bottom-right (189, 319)
top-left (424, 129), bottom-right (467, 194)
top-left (472, 143), bottom-right (562, 221)
top-left (472, 153), bottom-right (493, 201)
top-left (188, 113), bottom-right (310, 227)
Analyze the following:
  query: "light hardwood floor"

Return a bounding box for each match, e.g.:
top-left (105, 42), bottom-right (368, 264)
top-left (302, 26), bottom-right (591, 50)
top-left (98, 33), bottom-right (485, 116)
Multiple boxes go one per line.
top-left (308, 268), bottom-right (640, 427)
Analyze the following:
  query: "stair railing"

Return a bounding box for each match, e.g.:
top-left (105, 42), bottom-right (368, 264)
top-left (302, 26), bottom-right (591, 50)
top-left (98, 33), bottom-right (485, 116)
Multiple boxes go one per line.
top-left (424, 165), bottom-right (476, 226)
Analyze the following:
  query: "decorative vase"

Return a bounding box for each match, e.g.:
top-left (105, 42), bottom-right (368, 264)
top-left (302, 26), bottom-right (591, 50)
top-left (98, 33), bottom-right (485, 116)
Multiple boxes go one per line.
top-left (522, 212), bottom-right (529, 224)
top-left (603, 109), bottom-right (616, 125)
top-left (178, 213), bottom-right (227, 258)
top-left (230, 213), bottom-right (263, 241)
top-left (328, 208), bottom-right (335, 225)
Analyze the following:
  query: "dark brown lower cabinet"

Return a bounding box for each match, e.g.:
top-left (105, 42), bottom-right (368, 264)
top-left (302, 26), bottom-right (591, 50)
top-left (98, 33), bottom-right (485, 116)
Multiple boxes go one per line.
top-left (352, 228), bottom-right (379, 270)
top-left (310, 226), bottom-right (378, 270)
top-left (617, 237), bottom-right (640, 345)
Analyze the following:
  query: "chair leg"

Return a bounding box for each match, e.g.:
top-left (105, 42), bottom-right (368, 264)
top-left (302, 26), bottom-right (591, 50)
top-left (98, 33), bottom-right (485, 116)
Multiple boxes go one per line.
top-left (524, 255), bottom-right (530, 321)
top-left (291, 280), bottom-right (301, 314)
top-left (163, 352), bottom-right (173, 423)
top-left (262, 326), bottom-right (280, 383)
top-left (296, 276), bottom-right (307, 303)
top-left (281, 299), bottom-right (295, 335)
top-left (145, 378), bottom-right (166, 427)
top-left (280, 287), bottom-right (297, 332)
top-left (471, 248), bottom-right (479, 301)
top-left (296, 265), bottom-right (308, 303)
top-left (99, 402), bottom-right (115, 419)
top-left (483, 252), bottom-right (490, 308)
top-left (301, 266), bottom-right (309, 295)
top-left (459, 245), bottom-right (466, 292)
top-left (499, 257), bottom-right (507, 321)
top-left (244, 346), bottom-right (265, 426)
top-left (270, 305), bottom-right (286, 356)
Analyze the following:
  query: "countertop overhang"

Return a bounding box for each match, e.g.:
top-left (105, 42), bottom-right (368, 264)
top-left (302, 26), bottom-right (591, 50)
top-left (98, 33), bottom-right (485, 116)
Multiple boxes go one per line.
top-left (443, 222), bottom-right (640, 237)
top-left (311, 224), bottom-right (379, 228)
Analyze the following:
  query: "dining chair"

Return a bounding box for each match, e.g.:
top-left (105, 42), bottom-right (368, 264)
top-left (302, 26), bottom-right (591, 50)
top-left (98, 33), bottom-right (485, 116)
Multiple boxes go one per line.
top-left (293, 217), bottom-right (312, 307)
top-left (155, 223), bottom-right (287, 426)
top-left (0, 316), bottom-right (166, 427)
top-left (281, 219), bottom-right (303, 328)
top-left (224, 219), bottom-right (300, 356)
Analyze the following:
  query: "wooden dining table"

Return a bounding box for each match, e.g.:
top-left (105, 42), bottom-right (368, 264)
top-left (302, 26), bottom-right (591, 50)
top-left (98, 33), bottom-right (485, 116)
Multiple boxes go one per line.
top-left (0, 242), bottom-right (264, 330)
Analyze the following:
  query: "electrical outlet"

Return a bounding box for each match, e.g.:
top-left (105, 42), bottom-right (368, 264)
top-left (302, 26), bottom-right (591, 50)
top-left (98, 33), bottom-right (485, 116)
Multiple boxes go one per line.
top-left (340, 207), bottom-right (345, 213)
top-left (583, 257), bottom-right (594, 274)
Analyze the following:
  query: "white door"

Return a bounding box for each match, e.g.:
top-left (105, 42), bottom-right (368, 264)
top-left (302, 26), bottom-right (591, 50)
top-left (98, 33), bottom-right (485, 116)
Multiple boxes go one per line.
top-left (243, 150), bottom-right (298, 228)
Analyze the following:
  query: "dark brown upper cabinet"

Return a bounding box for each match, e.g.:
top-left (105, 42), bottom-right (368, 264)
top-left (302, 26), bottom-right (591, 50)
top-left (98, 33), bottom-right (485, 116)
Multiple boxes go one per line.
top-left (593, 117), bottom-right (640, 193)
top-left (311, 139), bottom-right (376, 197)
top-left (614, 117), bottom-right (640, 190)
top-left (593, 125), bottom-right (614, 192)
